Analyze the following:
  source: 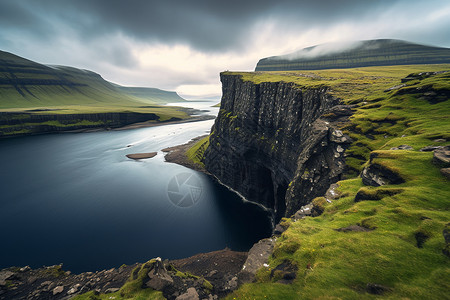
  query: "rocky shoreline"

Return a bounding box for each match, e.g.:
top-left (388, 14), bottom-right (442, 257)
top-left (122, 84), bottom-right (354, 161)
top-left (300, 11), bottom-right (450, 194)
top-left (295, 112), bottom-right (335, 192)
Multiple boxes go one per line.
top-left (0, 246), bottom-right (278, 300)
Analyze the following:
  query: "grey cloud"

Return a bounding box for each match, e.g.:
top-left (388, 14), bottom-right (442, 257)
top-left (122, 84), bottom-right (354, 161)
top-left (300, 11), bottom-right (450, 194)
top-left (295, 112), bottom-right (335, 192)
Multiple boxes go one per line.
top-left (0, 0), bottom-right (419, 52)
top-left (1, 0), bottom-right (449, 97)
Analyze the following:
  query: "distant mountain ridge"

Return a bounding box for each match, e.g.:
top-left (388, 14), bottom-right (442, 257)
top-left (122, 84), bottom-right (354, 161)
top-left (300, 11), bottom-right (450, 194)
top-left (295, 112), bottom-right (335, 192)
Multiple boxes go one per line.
top-left (112, 84), bottom-right (185, 104)
top-left (0, 50), bottom-right (184, 109)
top-left (255, 39), bottom-right (450, 71)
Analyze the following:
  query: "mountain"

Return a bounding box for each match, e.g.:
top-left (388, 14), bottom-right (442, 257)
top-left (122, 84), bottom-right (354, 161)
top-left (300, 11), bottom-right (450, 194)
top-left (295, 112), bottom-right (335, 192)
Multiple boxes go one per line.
top-left (0, 50), bottom-right (189, 136)
top-left (255, 39), bottom-right (450, 71)
top-left (0, 50), bottom-right (184, 109)
top-left (113, 84), bottom-right (185, 104)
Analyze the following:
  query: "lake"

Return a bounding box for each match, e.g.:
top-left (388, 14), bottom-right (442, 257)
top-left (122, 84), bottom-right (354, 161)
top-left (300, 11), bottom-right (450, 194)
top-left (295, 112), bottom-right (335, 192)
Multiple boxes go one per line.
top-left (0, 101), bottom-right (272, 273)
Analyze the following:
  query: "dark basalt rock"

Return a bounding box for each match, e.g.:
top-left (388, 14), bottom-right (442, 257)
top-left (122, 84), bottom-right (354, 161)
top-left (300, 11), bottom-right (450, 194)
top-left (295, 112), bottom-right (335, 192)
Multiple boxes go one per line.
top-left (238, 238), bottom-right (275, 284)
top-left (396, 83), bottom-right (450, 104)
top-left (420, 145), bottom-right (443, 152)
top-left (360, 163), bottom-right (404, 187)
top-left (441, 167), bottom-right (450, 180)
top-left (443, 224), bottom-right (450, 257)
top-left (203, 73), bottom-right (352, 218)
top-left (270, 260), bottom-right (298, 284)
top-left (415, 231), bottom-right (430, 248)
top-left (354, 187), bottom-right (402, 202)
top-left (0, 264), bottom-right (136, 300)
top-left (390, 144), bottom-right (413, 150)
top-left (366, 283), bottom-right (392, 295)
top-left (335, 225), bottom-right (372, 232)
top-left (433, 146), bottom-right (450, 168)
top-left (145, 258), bottom-right (174, 291)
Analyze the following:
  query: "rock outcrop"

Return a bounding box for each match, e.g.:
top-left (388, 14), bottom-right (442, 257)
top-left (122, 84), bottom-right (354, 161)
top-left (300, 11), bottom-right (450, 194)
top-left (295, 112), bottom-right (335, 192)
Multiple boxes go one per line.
top-left (203, 73), bottom-right (352, 218)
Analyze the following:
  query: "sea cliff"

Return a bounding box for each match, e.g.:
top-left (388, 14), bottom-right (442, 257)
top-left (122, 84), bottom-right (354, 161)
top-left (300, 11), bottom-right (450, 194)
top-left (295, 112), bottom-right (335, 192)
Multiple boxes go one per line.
top-left (204, 73), bottom-right (352, 218)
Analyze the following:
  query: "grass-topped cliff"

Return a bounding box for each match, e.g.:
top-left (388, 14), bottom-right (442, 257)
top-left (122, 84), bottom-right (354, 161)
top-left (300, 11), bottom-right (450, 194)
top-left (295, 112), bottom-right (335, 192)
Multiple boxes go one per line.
top-left (255, 39), bottom-right (450, 71)
top-left (220, 65), bottom-right (450, 299)
top-left (0, 50), bottom-right (188, 136)
top-left (175, 64), bottom-right (450, 299)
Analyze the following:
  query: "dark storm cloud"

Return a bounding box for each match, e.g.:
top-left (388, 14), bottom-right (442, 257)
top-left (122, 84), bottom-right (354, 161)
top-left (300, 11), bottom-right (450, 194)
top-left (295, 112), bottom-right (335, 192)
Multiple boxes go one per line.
top-left (0, 0), bottom-right (409, 52)
top-left (0, 1), bottom-right (55, 38)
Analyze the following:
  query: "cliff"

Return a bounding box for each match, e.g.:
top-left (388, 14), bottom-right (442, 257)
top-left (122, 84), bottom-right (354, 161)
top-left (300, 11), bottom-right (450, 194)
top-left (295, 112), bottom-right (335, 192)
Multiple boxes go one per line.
top-left (203, 73), bottom-right (352, 218)
top-left (198, 66), bottom-right (449, 299)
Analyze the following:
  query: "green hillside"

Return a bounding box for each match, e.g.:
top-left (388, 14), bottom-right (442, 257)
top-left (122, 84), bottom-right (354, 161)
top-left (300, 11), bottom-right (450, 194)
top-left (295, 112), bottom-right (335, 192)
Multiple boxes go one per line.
top-left (0, 50), bottom-right (189, 136)
top-left (255, 39), bottom-right (450, 71)
top-left (0, 50), bottom-right (185, 110)
top-left (114, 85), bottom-right (185, 104)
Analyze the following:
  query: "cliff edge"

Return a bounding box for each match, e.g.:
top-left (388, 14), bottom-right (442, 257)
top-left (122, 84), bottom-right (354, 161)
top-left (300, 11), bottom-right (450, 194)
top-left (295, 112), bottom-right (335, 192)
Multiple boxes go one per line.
top-left (203, 73), bottom-right (352, 218)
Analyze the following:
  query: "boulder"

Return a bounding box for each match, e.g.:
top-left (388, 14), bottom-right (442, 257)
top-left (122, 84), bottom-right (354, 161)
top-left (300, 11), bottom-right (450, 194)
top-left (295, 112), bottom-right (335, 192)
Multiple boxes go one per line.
top-left (293, 204), bottom-right (313, 220)
top-left (441, 168), bottom-right (450, 180)
top-left (273, 224), bottom-right (287, 235)
top-left (433, 146), bottom-right (450, 167)
top-left (105, 287), bottom-right (120, 293)
top-left (366, 283), bottom-right (391, 295)
top-left (52, 286), bottom-right (64, 295)
top-left (325, 183), bottom-right (341, 201)
top-left (390, 144), bottom-right (413, 150)
top-left (239, 238), bottom-right (275, 283)
top-left (420, 145), bottom-right (442, 152)
top-left (67, 283), bottom-right (81, 295)
top-left (270, 260), bottom-right (298, 284)
top-left (0, 271), bottom-right (15, 286)
top-left (361, 163), bottom-right (404, 187)
top-left (145, 258), bottom-right (174, 291)
top-left (336, 225), bottom-right (372, 232)
top-left (175, 287), bottom-right (199, 300)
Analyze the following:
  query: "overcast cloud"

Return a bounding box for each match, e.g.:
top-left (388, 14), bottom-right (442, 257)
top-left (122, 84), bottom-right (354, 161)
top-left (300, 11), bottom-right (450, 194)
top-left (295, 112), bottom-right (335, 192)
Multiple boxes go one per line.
top-left (1, 0), bottom-right (449, 99)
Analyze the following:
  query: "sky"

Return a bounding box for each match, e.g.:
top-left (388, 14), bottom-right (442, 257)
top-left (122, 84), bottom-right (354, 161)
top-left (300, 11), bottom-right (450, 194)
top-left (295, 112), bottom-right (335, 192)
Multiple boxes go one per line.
top-left (1, 0), bottom-right (449, 99)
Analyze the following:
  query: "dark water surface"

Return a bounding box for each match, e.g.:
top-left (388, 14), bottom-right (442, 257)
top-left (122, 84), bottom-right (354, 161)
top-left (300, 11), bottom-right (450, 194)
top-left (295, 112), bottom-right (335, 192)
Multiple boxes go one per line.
top-left (0, 102), bottom-right (272, 273)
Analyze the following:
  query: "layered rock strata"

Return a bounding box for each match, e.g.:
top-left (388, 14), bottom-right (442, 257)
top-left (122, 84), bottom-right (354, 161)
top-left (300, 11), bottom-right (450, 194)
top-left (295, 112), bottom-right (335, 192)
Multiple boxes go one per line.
top-left (203, 74), bottom-right (352, 218)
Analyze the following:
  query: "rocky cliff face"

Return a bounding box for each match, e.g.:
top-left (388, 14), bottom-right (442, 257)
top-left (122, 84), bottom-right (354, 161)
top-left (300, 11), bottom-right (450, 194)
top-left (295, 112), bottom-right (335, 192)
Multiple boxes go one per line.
top-left (203, 73), bottom-right (352, 219)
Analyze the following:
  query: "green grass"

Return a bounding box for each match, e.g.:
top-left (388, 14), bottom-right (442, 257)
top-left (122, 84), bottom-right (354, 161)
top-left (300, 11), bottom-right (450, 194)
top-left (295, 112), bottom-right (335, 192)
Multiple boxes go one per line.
top-left (0, 50), bottom-right (189, 134)
top-left (186, 135), bottom-right (210, 167)
top-left (71, 290), bottom-right (163, 300)
top-left (72, 260), bottom-right (164, 300)
top-left (218, 65), bottom-right (450, 299)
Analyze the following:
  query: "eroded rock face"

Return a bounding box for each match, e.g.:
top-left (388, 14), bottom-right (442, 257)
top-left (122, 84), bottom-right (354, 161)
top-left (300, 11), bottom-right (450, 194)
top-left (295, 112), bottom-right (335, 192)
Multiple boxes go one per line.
top-left (239, 238), bottom-right (275, 283)
top-left (361, 163), bottom-right (404, 187)
top-left (203, 74), bottom-right (352, 218)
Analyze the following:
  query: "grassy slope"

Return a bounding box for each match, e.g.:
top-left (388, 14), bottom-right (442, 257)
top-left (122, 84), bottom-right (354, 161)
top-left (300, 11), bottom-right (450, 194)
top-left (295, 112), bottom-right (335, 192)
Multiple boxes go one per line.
top-left (0, 50), bottom-right (188, 124)
top-left (115, 85), bottom-right (186, 104)
top-left (256, 40), bottom-right (450, 71)
top-left (220, 65), bottom-right (449, 299)
top-left (186, 135), bottom-right (210, 167)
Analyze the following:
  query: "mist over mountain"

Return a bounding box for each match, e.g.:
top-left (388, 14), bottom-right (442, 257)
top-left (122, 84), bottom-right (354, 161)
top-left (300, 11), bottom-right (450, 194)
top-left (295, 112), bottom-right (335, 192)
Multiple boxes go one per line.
top-left (255, 39), bottom-right (450, 71)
